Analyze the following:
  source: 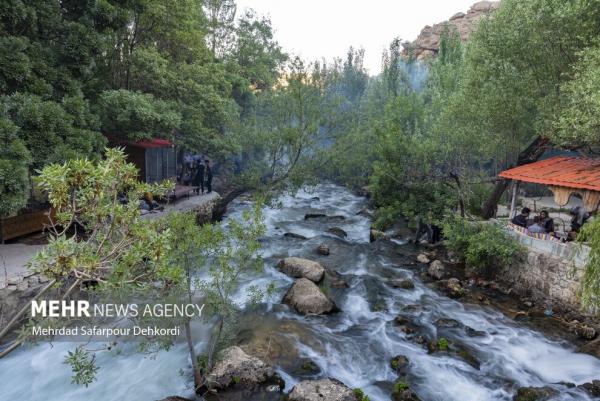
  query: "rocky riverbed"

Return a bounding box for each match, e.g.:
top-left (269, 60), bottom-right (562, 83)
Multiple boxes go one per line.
top-left (1, 184), bottom-right (600, 401)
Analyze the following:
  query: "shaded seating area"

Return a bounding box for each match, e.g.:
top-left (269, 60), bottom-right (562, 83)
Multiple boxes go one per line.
top-left (499, 156), bottom-right (600, 241)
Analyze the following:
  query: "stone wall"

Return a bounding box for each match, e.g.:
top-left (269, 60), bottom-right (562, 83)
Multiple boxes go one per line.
top-left (497, 230), bottom-right (591, 313)
top-left (0, 272), bottom-right (51, 328)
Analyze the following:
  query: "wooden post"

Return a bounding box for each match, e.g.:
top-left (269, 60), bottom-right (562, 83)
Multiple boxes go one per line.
top-left (509, 181), bottom-right (519, 219)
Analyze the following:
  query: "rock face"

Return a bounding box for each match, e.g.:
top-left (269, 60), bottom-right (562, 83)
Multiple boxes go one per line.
top-left (428, 260), bottom-right (446, 280)
top-left (277, 257), bottom-right (325, 282)
top-left (283, 278), bottom-right (337, 315)
top-left (404, 1), bottom-right (500, 60)
top-left (206, 346), bottom-right (283, 389)
top-left (288, 378), bottom-right (357, 401)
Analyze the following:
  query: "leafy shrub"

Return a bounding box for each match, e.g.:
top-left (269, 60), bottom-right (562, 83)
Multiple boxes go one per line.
top-left (442, 216), bottom-right (522, 272)
top-left (353, 388), bottom-right (370, 401)
top-left (393, 381), bottom-right (409, 393)
top-left (437, 337), bottom-right (450, 351)
top-left (577, 218), bottom-right (600, 311)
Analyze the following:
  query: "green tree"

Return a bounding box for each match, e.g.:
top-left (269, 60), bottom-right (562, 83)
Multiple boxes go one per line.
top-left (0, 117), bottom-right (30, 216)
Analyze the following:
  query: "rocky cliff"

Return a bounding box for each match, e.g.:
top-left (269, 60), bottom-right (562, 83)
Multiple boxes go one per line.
top-left (404, 1), bottom-right (500, 60)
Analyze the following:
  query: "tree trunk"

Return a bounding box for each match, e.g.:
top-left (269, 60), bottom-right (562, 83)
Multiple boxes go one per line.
top-left (210, 186), bottom-right (247, 222)
top-left (185, 320), bottom-right (203, 392)
top-left (481, 135), bottom-right (549, 219)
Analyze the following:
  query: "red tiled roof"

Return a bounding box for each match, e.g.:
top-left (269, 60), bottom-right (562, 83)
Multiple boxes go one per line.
top-left (105, 135), bottom-right (174, 149)
top-left (129, 138), bottom-right (174, 149)
top-left (499, 156), bottom-right (600, 191)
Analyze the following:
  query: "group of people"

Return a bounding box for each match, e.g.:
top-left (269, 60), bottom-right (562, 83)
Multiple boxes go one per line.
top-left (511, 208), bottom-right (554, 233)
top-left (511, 205), bottom-right (590, 238)
top-left (190, 159), bottom-right (212, 195)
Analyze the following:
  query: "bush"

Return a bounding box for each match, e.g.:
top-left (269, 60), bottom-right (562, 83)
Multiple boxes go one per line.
top-left (442, 215), bottom-right (522, 272)
top-left (577, 218), bottom-right (600, 311)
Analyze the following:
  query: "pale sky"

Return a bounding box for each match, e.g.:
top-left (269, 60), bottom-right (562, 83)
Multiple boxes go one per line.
top-left (235, 0), bottom-right (478, 75)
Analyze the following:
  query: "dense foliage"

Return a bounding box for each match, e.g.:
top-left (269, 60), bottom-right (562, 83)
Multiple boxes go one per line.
top-left (442, 216), bottom-right (523, 274)
top-left (0, 0), bottom-right (286, 216)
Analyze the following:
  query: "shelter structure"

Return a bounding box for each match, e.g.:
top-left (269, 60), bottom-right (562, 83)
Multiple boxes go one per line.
top-left (499, 156), bottom-right (600, 216)
top-left (108, 137), bottom-right (177, 183)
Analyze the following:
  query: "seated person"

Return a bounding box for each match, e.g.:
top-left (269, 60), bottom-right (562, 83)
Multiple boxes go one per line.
top-left (570, 206), bottom-right (590, 232)
top-left (539, 210), bottom-right (554, 233)
top-left (511, 207), bottom-right (531, 228)
top-left (528, 216), bottom-right (546, 233)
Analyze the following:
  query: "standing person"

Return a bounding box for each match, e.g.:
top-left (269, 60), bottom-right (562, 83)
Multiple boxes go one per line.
top-left (193, 161), bottom-right (205, 194)
top-left (570, 206), bottom-right (590, 232)
top-left (205, 159), bottom-right (213, 194)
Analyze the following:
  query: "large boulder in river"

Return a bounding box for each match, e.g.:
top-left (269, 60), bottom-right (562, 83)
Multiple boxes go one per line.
top-left (277, 257), bottom-right (325, 282)
top-left (428, 260), bottom-right (446, 280)
top-left (513, 386), bottom-right (557, 401)
top-left (288, 378), bottom-right (357, 401)
top-left (283, 278), bottom-right (337, 315)
top-left (206, 346), bottom-right (283, 390)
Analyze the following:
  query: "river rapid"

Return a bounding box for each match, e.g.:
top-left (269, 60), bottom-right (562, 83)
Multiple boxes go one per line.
top-left (1, 184), bottom-right (600, 401)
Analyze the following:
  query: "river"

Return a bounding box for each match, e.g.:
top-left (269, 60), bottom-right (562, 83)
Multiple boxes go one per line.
top-left (1, 184), bottom-right (599, 401)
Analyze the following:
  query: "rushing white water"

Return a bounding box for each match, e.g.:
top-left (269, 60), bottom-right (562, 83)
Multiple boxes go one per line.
top-left (1, 184), bottom-right (599, 401)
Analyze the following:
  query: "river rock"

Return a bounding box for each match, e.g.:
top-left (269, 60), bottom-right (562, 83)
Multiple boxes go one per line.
top-left (392, 383), bottom-right (421, 401)
top-left (513, 386), bottom-right (557, 401)
top-left (389, 279), bottom-right (415, 290)
top-left (416, 253), bottom-right (430, 264)
top-left (156, 397), bottom-right (193, 401)
top-left (283, 278), bottom-right (337, 315)
top-left (579, 380), bottom-right (600, 397)
top-left (578, 338), bottom-right (600, 358)
top-left (288, 378), bottom-right (356, 401)
top-left (445, 278), bottom-right (464, 298)
top-left (370, 229), bottom-right (389, 242)
top-left (435, 318), bottom-right (461, 328)
top-left (284, 232), bottom-right (308, 240)
top-left (294, 358), bottom-right (321, 376)
top-left (327, 227), bottom-right (348, 238)
top-left (277, 257), bottom-right (325, 282)
top-left (317, 243), bottom-right (330, 256)
top-left (575, 324), bottom-right (597, 340)
top-left (206, 346), bottom-right (283, 390)
top-left (427, 260), bottom-right (446, 280)
top-left (305, 213), bottom-right (327, 219)
top-left (325, 270), bottom-right (348, 288)
top-left (390, 355), bottom-right (410, 375)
